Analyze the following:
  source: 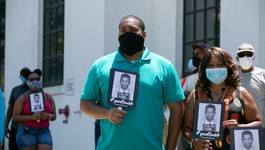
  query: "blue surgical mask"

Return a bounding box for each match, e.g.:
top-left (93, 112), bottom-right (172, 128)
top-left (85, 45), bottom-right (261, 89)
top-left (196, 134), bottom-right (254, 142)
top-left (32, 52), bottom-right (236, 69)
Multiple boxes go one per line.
top-left (20, 76), bottom-right (27, 84)
top-left (188, 59), bottom-right (196, 71)
top-left (206, 68), bottom-right (228, 84)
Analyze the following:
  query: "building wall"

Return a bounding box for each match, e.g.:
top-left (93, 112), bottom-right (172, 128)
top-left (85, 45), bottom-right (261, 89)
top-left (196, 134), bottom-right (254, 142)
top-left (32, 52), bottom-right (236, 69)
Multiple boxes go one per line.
top-left (104, 0), bottom-right (183, 74)
top-left (259, 0), bottom-right (265, 65)
top-left (220, 0), bottom-right (263, 66)
top-left (5, 0), bottom-right (40, 99)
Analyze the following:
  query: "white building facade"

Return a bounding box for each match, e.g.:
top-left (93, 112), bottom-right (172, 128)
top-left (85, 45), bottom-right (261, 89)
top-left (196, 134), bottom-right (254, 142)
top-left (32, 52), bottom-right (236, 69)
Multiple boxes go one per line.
top-left (2, 0), bottom-right (265, 149)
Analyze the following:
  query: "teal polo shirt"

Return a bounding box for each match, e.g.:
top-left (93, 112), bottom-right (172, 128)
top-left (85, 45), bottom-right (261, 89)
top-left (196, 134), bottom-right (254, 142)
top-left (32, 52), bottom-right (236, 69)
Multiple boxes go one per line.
top-left (81, 47), bottom-right (184, 150)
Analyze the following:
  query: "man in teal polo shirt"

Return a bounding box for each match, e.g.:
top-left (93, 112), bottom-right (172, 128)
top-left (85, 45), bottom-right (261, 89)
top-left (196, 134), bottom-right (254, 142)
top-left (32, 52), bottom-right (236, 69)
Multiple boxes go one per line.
top-left (80, 15), bottom-right (185, 150)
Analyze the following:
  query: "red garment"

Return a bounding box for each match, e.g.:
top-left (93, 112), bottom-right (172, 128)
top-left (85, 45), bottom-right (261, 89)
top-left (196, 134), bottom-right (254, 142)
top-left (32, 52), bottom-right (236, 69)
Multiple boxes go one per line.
top-left (22, 93), bottom-right (52, 128)
top-left (181, 77), bottom-right (187, 87)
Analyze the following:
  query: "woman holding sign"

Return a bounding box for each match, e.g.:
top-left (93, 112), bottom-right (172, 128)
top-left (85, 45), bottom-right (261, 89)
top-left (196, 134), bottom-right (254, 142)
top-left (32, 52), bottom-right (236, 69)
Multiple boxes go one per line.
top-left (13, 69), bottom-right (57, 150)
top-left (182, 47), bottom-right (262, 150)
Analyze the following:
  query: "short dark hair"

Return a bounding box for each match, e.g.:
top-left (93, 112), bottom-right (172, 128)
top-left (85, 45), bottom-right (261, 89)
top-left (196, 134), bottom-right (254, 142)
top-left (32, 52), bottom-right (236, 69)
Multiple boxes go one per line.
top-left (34, 94), bottom-right (39, 98)
top-left (191, 43), bottom-right (210, 52)
top-left (20, 67), bottom-right (31, 79)
top-left (119, 15), bottom-right (145, 31)
top-left (205, 104), bottom-right (216, 112)
top-left (28, 69), bottom-right (42, 79)
top-left (120, 74), bottom-right (131, 81)
top-left (242, 130), bottom-right (253, 138)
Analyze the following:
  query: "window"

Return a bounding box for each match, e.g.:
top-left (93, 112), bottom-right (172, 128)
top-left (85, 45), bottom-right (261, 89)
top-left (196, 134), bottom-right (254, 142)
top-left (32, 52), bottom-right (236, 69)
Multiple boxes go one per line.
top-left (183, 0), bottom-right (220, 77)
top-left (0, 0), bottom-right (5, 89)
top-left (43, 0), bottom-right (64, 86)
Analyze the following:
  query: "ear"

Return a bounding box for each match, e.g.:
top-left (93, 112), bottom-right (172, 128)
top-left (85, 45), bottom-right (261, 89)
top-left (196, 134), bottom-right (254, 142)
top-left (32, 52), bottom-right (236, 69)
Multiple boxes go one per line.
top-left (253, 55), bottom-right (255, 60)
top-left (142, 31), bottom-right (146, 38)
top-left (236, 56), bottom-right (239, 61)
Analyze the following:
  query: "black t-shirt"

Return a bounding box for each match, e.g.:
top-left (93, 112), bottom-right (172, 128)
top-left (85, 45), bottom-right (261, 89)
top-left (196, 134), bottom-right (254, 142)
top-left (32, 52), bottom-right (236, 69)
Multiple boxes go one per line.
top-left (9, 84), bottom-right (29, 128)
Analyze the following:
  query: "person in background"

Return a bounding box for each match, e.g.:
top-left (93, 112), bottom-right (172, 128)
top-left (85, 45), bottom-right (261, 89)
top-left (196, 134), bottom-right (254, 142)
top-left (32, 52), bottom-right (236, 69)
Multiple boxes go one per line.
top-left (182, 47), bottom-right (262, 150)
top-left (13, 69), bottom-right (57, 150)
top-left (5, 67), bottom-right (31, 150)
top-left (80, 15), bottom-right (185, 150)
top-left (178, 43), bottom-right (209, 150)
top-left (0, 87), bottom-right (5, 150)
top-left (182, 43), bottom-right (209, 98)
top-left (236, 43), bottom-right (265, 126)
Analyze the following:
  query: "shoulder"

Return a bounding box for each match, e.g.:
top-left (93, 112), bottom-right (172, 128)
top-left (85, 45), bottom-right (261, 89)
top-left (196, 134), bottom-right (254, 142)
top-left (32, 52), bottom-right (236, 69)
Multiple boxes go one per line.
top-left (185, 73), bottom-right (198, 81)
top-left (11, 84), bottom-right (23, 91)
top-left (44, 93), bottom-right (53, 100)
top-left (237, 86), bottom-right (246, 92)
top-left (254, 66), bottom-right (265, 72)
top-left (16, 93), bottom-right (27, 103)
top-left (252, 66), bottom-right (265, 75)
top-left (148, 51), bottom-right (172, 64)
top-left (186, 90), bottom-right (196, 105)
top-left (148, 52), bottom-right (178, 75)
top-left (237, 86), bottom-right (248, 98)
top-left (236, 86), bottom-right (254, 105)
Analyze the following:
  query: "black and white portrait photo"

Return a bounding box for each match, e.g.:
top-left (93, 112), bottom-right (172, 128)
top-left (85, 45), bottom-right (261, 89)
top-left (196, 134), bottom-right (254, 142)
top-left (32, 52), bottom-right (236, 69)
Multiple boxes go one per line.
top-left (230, 127), bottom-right (263, 150)
top-left (198, 104), bottom-right (220, 132)
top-left (192, 101), bottom-right (224, 140)
top-left (113, 73), bottom-right (133, 100)
top-left (29, 92), bottom-right (45, 113)
top-left (107, 69), bottom-right (139, 109)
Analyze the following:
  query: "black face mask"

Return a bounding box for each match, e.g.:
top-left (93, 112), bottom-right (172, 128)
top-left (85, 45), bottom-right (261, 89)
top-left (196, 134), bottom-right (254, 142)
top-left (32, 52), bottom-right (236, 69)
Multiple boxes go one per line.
top-left (118, 32), bottom-right (145, 56)
top-left (192, 55), bottom-right (201, 68)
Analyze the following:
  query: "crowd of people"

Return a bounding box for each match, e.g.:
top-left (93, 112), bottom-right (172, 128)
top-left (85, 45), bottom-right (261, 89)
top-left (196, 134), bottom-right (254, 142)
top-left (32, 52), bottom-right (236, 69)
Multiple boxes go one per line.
top-left (79, 15), bottom-right (264, 150)
top-left (0, 14), bottom-right (264, 150)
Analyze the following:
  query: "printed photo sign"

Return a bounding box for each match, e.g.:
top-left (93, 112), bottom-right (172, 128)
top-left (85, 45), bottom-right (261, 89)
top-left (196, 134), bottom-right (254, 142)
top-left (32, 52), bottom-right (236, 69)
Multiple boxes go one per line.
top-left (230, 127), bottom-right (264, 150)
top-left (192, 101), bottom-right (225, 140)
top-left (107, 68), bottom-right (139, 109)
top-left (29, 92), bottom-right (45, 113)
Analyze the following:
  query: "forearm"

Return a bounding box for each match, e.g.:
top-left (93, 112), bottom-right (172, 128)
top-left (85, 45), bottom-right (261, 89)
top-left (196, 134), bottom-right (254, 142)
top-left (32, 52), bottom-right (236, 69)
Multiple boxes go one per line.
top-left (238, 120), bottom-right (262, 127)
top-left (13, 114), bottom-right (37, 122)
top-left (80, 99), bottom-right (109, 119)
top-left (4, 106), bottom-right (13, 128)
top-left (165, 101), bottom-right (184, 150)
top-left (182, 126), bottom-right (193, 144)
top-left (49, 113), bottom-right (56, 121)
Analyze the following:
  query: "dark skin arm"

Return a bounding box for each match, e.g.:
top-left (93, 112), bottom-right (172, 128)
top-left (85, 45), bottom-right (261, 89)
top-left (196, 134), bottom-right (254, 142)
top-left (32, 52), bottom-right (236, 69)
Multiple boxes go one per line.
top-left (223, 87), bottom-right (262, 128)
top-left (165, 101), bottom-right (184, 150)
top-left (182, 90), bottom-right (211, 150)
top-left (80, 99), bottom-right (127, 124)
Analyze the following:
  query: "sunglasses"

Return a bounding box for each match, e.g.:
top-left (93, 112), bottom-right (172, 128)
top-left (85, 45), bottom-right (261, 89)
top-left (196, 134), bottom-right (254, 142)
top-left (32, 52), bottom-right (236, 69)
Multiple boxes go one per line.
top-left (28, 78), bottom-right (40, 81)
top-left (237, 52), bottom-right (253, 58)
